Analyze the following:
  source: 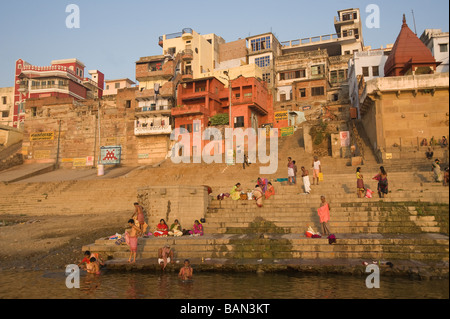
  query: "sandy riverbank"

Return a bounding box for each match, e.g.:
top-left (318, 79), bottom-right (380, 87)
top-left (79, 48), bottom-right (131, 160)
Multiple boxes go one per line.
top-left (0, 212), bottom-right (127, 271)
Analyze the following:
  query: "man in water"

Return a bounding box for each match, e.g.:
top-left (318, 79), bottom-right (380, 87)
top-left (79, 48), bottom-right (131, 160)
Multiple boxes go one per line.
top-left (158, 244), bottom-right (174, 271)
top-left (178, 259), bottom-right (193, 281)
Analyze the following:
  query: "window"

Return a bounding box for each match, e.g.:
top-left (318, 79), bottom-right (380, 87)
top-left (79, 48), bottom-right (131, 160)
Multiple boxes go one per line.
top-left (311, 87), bottom-right (325, 96)
top-left (255, 56), bottom-right (270, 67)
top-left (195, 86), bottom-right (206, 92)
top-left (362, 67), bottom-right (369, 77)
top-left (311, 65), bottom-right (325, 77)
top-left (330, 70), bottom-right (347, 84)
top-left (1, 111), bottom-right (9, 118)
top-left (262, 73), bottom-right (271, 83)
top-left (106, 85), bottom-right (110, 90)
top-left (125, 100), bottom-right (131, 108)
top-left (244, 93), bottom-right (252, 98)
top-left (115, 83), bottom-right (121, 89)
top-left (280, 69), bottom-right (306, 80)
top-left (168, 47), bottom-right (176, 55)
top-left (31, 107), bottom-right (37, 117)
top-left (193, 122), bottom-right (200, 132)
top-left (299, 88), bottom-right (306, 98)
top-left (250, 36), bottom-right (271, 52)
top-left (439, 43), bottom-right (448, 53)
top-left (2, 96), bottom-right (6, 104)
top-left (149, 62), bottom-right (163, 71)
top-left (372, 66), bottom-right (379, 77)
top-left (280, 93), bottom-right (286, 101)
top-left (234, 116), bottom-right (245, 128)
top-left (186, 124), bottom-right (192, 133)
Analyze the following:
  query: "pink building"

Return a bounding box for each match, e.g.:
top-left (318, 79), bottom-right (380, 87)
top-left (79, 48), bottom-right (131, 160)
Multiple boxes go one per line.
top-left (14, 58), bottom-right (104, 128)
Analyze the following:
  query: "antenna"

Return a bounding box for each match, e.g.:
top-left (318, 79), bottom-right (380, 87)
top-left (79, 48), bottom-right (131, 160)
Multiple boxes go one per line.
top-left (411, 9), bottom-right (417, 34)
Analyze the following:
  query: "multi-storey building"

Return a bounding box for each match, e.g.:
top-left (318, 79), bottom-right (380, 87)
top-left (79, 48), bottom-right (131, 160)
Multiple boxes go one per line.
top-left (158, 28), bottom-right (225, 80)
top-left (0, 87), bottom-right (14, 127)
top-left (358, 15), bottom-right (448, 162)
top-left (172, 75), bottom-right (274, 155)
top-left (246, 33), bottom-right (282, 88)
top-left (104, 78), bottom-right (136, 96)
top-left (280, 8), bottom-right (364, 56)
top-left (348, 47), bottom-right (391, 119)
top-left (420, 29), bottom-right (449, 73)
top-left (14, 58), bottom-right (104, 128)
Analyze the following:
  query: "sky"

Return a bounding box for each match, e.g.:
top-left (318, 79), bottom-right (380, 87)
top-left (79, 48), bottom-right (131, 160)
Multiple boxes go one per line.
top-left (0, 0), bottom-right (448, 87)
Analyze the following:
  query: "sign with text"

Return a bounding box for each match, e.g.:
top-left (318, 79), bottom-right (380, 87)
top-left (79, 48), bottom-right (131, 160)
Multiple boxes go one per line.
top-left (100, 146), bottom-right (121, 165)
top-left (274, 111), bottom-right (288, 122)
top-left (281, 126), bottom-right (294, 137)
top-left (30, 132), bottom-right (54, 141)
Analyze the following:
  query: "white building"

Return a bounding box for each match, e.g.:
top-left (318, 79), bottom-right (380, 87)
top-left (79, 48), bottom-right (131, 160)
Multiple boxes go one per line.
top-left (348, 48), bottom-right (390, 118)
top-left (420, 29), bottom-right (449, 73)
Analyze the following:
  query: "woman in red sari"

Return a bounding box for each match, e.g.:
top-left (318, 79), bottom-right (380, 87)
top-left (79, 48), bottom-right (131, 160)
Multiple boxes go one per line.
top-left (153, 219), bottom-right (169, 237)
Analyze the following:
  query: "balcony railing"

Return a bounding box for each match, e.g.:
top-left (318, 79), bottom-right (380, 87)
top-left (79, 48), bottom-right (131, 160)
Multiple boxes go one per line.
top-left (30, 84), bottom-right (69, 91)
top-left (135, 125), bottom-right (172, 136)
top-left (281, 33), bottom-right (357, 49)
top-left (181, 49), bottom-right (194, 61)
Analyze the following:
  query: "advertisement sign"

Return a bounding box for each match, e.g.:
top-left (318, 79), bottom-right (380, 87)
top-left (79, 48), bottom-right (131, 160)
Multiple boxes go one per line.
top-left (340, 131), bottom-right (350, 147)
top-left (274, 111), bottom-right (288, 122)
top-left (281, 126), bottom-right (294, 137)
top-left (30, 132), bottom-right (54, 141)
top-left (100, 146), bottom-right (121, 165)
top-left (73, 158), bottom-right (87, 167)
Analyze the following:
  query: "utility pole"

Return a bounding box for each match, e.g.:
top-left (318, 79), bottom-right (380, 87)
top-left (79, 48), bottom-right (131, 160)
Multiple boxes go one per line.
top-left (411, 10), bottom-right (417, 35)
top-left (55, 119), bottom-right (62, 169)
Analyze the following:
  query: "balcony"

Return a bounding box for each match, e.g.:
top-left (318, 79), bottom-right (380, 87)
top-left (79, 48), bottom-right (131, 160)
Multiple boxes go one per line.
top-left (135, 125), bottom-right (172, 136)
top-left (181, 49), bottom-right (194, 61)
top-left (181, 70), bottom-right (193, 81)
top-left (182, 28), bottom-right (193, 40)
top-left (30, 83), bottom-right (70, 91)
top-left (171, 104), bottom-right (208, 117)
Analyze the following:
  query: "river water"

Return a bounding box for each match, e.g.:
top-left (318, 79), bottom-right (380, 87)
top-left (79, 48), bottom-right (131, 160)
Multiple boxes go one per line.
top-left (0, 269), bottom-right (447, 299)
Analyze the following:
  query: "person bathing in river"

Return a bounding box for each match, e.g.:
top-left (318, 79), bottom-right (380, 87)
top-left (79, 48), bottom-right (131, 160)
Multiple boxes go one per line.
top-left (86, 257), bottom-right (101, 275)
top-left (78, 251), bottom-right (104, 269)
top-left (131, 202), bottom-right (146, 234)
top-left (126, 219), bottom-right (142, 263)
top-left (178, 259), bottom-right (193, 281)
top-left (158, 244), bottom-right (174, 271)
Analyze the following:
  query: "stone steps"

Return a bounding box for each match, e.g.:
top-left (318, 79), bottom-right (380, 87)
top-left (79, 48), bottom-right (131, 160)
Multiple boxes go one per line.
top-left (83, 234), bottom-right (449, 261)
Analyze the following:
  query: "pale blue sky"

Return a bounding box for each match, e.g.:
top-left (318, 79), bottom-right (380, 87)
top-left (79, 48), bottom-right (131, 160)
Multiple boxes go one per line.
top-left (0, 0), bottom-right (448, 87)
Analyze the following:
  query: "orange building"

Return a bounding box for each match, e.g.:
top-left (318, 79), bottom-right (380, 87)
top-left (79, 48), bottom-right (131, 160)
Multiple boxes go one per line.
top-left (172, 75), bottom-right (274, 155)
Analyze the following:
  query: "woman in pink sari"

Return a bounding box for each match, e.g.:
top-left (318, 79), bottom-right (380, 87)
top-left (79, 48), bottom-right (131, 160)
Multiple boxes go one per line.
top-left (153, 219), bottom-right (169, 237)
top-left (189, 220), bottom-right (204, 236)
top-left (317, 196), bottom-right (331, 236)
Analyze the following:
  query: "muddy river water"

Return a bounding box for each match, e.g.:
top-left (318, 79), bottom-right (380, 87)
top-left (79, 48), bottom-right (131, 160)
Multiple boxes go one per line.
top-left (0, 269), bottom-right (447, 299)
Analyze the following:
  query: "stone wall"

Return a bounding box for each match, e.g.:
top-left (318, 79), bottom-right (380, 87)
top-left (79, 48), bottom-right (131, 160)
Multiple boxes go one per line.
top-left (136, 185), bottom-right (210, 231)
top-left (23, 92), bottom-right (171, 168)
top-left (361, 73), bottom-right (449, 161)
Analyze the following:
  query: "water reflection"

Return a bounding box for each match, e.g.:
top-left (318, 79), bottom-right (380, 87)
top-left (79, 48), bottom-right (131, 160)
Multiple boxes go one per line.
top-left (0, 270), bottom-right (447, 299)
